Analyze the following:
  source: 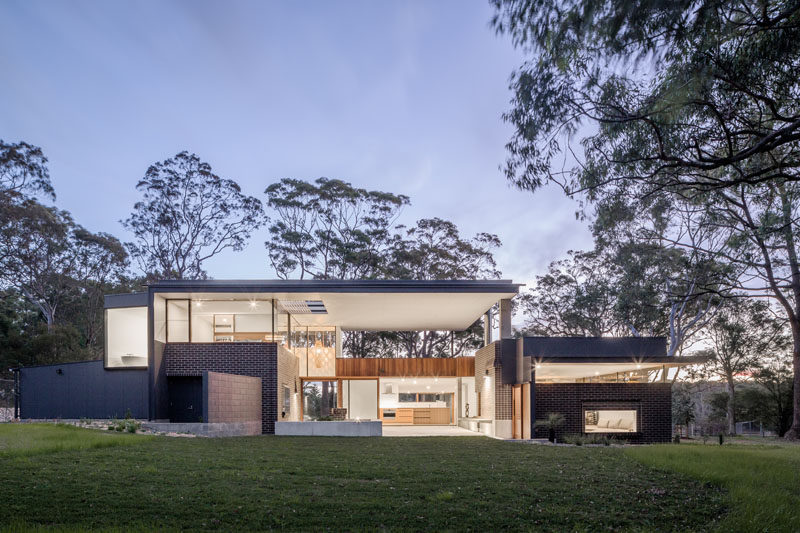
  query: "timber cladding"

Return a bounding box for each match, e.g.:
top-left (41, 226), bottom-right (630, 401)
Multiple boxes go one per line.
top-left (335, 357), bottom-right (475, 377)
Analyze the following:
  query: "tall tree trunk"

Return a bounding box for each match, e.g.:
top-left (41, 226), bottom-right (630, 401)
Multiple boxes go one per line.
top-left (726, 377), bottom-right (736, 435)
top-left (787, 319), bottom-right (800, 439)
top-left (778, 184), bottom-right (800, 440)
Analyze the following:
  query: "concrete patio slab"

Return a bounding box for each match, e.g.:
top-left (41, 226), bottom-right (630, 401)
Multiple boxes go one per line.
top-left (382, 425), bottom-right (482, 437)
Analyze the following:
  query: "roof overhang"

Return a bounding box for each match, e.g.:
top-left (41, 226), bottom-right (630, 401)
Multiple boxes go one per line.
top-left (533, 355), bottom-right (707, 381)
top-left (142, 279), bottom-right (520, 331)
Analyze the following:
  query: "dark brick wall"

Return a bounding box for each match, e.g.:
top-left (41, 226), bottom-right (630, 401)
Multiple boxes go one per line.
top-left (163, 343), bottom-right (278, 434)
top-left (534, 383), bottom-right (672, 443)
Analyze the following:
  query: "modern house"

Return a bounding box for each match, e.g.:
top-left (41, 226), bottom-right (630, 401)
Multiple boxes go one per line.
top-left (17, 279), bottom-right (701, 442)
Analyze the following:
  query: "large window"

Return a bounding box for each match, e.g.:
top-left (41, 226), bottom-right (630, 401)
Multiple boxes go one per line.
top-left (292, 326), bottom-right (336, 376)
top-left (302, 381), bottom-right (338, 421)
top-left (105, 307), bottom-right (148, 368)
top-left (584, 409), bottom-right (637, 433)
top-left (190, 299), bottom-right (274, 342)
top-left (166, 299), bottom-right (189, 342)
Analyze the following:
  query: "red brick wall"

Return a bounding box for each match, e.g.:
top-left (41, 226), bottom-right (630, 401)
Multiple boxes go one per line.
top-left (534, 383), bottom-right (672, 443)
top-left (164, 343), bottom-right (278, 434)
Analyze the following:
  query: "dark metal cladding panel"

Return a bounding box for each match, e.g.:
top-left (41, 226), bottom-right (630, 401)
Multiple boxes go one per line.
top-left (521, 355), bottom-right (532, 383)
top-left (523, 336), bottom-right (668, 359)
top-left (104, 292), bottom-right (148, 309)
top-left (498, 338), bottom-right (519, 385)
top-left (19, 360), bottom-right (148, 419)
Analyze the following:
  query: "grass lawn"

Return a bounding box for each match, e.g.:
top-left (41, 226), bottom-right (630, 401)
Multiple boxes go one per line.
top-left (0, 423), bottom-right (150, 458)
top-left (626, 441), bottom-right (800, 532)
top-left (0, 423), bottom-right (781, 532)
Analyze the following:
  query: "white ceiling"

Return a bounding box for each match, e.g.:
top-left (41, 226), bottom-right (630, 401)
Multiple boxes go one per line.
top-left (154, 290), bottom-right (515, 331)
top-left (535, 362), bottom-right (681, 380)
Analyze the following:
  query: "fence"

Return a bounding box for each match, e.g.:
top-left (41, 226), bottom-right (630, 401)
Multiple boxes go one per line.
top-left (0, 378), bottom-right (15, 421)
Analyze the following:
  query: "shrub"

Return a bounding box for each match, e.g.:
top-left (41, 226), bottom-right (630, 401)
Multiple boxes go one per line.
top-left (561, 434), bottom-right (584, 446)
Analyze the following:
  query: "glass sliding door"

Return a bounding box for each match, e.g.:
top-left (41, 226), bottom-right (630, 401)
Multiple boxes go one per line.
top-left (302, 381), bottom-right (338, 421)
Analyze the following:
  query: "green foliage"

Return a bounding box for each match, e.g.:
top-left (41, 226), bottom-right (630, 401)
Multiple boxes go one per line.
top-left (518, 250), bottom-right (626, 336)
top-left (672, 386), bottom-right (695, 434)
top-left (561, 433), bottom-right (617, 446)
top-left (493, 0), bottom-right (800, 437)
top-left (0, 140), bottom-right (53, 202)
top-left (266, 178), bottom-right (502, 358)
top-left (123, 151), bottom-right (263, 280)
top-left (264, 177), bottom-right (409, 280)
top-left (753, 363), bottom-right (795, 436)
top-left (534, 412), bottom-right (565, 430)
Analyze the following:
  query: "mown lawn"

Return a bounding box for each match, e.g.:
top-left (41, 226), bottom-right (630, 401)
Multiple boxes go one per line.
top-left (0, 424), bottom-right (735, 531)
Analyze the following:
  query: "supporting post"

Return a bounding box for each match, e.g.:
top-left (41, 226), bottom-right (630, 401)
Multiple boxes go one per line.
top-left (287, 313), bottom-right (292, 348)
top-left (483, 311), bottom-right (492, 346)
top-left (335, 326), bottom-right (343, 358)
top-left (499, 298), bottom-right (512, 339)
top-left (12, 367), bottom-right (20, 420)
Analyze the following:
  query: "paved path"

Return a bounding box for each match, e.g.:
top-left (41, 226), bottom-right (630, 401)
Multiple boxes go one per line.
top-left (382, 425), bottom-right (482, 437)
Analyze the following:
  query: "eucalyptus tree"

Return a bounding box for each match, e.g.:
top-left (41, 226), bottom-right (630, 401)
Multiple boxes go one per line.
top-left (264, 177), bottom-right (409, 280)
top-left (518, 250), bottom-right (624, 337)
top-left (753, 361), bottom-right (795, 437)
top-left (385, 217), bottom-right (502, 357)
top-left (0, 140), bottom-right (53, 202)
top-left (699, 298), bottom-right (789, 434)
top-left (265, 178), bottom-right (409, 357)
top-left (0, 199), bottom-right (127, 329)
top-left (493, 0), bottom-right (800, 437)
top-left (123, 152), bottom-right (262, 280)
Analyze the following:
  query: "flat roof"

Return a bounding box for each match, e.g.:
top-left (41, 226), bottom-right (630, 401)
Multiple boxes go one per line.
top-left (147, 279), bottom-right (522, 293)
top-left (523, 336), bottom-right (668, 359)
top-left (108, 279), bottom-right (520, 332)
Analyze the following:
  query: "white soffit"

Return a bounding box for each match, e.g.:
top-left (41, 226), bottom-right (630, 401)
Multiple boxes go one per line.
top-left (153, 290), bottom-right (515, 331)
top-left (536, 362), bottom-right (679, 380)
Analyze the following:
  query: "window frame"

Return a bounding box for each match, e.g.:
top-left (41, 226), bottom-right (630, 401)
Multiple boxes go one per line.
top-left (581, 402), bottom-right (641, 435)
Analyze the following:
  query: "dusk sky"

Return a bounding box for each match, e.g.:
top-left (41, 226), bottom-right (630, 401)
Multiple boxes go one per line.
top-left (0, 0), bottom-right (593, 285)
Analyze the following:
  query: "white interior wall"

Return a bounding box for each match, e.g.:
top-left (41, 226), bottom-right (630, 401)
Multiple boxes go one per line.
top-left (234, 314), bottom-right (271, 332)
top-left (106, 307), bottom-right (148, 367)
top-left (460, 379), bottom-right (477, 418)
top-left (191, 314), bottom-right (214, 342)
top-left (153, 295), bottom-right (166, 343)
top-left (166, 300), bottom-right (189, 341)
top-left (343, 379), bottom-right (378, 420)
